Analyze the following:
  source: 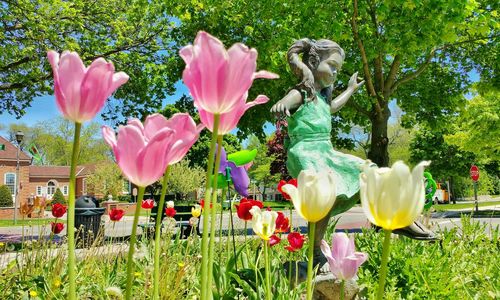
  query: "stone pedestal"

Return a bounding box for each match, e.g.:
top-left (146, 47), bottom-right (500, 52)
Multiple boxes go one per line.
top-left (313, 274), bottom-right (359, 300)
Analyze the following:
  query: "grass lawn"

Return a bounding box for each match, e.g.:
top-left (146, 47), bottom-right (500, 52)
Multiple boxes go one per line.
top-left (432, 200), bottom-right (500, 211)
top-left (0, 218), bottom-right (65, 227)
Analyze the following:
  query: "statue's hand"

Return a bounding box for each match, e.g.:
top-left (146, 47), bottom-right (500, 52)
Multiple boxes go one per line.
top-left (348, 72), bottom-right (365, 92)
top-left (270, 99), bottom-right (291, 117)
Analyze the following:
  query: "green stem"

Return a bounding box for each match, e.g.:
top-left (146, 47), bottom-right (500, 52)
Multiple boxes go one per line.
top-left (340, 279), bottom-right (345, 300)
top-left (219, 187), bottom-right (226, 256)
top-left (306, 222), bottom-right (316, 300)
top-left (376, 230), bottom-right (392, 300)
top-left (264, 240), bottom-right (272, 300)
top-left (207, 134), bottom-right (223, 298)
top-left (289, 206), bottom-right (293, 231)
top-left (153, 167), bottom-right (170, 300)
top-left (200, 114), bottom-right (220, 300)
top-left (125, 186), bottom-right (145, 300)
top-left (67, 122), bottom-right (81, 300)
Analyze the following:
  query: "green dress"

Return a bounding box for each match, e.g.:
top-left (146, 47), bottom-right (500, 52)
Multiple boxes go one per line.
top-left (286, 93), bottom-right (365, 215)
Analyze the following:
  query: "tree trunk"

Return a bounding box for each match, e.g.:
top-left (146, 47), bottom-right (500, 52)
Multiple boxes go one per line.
top-left (368, 107), bottom-right (390, 167)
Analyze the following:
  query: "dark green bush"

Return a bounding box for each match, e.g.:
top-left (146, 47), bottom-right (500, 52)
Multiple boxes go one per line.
top-left (51, 188), bottom-right (66, 205)
top-left (0, 185), bottom-right (13, 207)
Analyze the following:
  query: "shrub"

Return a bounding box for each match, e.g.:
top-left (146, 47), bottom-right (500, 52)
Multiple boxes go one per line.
top-left (51, 188), bottom-right (66, 205)
top-left (117, 195), bottom-right (131, 203)
top-left (0, 185), bottom-right (13, 207)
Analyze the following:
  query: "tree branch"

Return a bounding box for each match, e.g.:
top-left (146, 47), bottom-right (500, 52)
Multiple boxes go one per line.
top-left (0, 56), bottom-right (31, 72)
top-left (391, 48), bottom-right (436, 93)
top-left (346, 99), bottom-right (371, 118)
top-left (351, 0), bottom-right (377, 98)
top-left (384, 54), bottom-right (401, 97)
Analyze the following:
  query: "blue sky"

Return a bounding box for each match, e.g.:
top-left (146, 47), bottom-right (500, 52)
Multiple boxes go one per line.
top-left (0, 70), bottom-right (479, 137)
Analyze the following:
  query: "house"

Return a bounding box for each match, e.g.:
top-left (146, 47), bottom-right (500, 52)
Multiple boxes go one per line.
top-left (0, 136), bottom-right (128, 218)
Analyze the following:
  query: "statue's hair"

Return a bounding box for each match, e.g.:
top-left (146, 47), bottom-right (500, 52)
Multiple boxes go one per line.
top-left (287, 39), bottom-right (345, 102)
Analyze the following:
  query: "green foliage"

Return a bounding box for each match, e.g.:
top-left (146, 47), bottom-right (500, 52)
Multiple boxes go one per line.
top-left (165, 159), bottom-right (205, 201)
top-left (51, 188), bottom-right (66, 205)
top-left (410, 128), bottom-right (476, 181)
top-left (164, 0), bottom-right (497, 166)
top-left (7, 118), bottom-right (109, 166)
top-left (0, 185), bottom-right (13, 207)
top-left (445, 89), bottom-right (500, 162)
top-left (247, 135), bottom-right (281, 198)
top-left (85, 163), bottom-right (125, 199)
top-left (356, 216), bottom-right (499, 299)
top-left (1, 0), bottom-right (179, 120)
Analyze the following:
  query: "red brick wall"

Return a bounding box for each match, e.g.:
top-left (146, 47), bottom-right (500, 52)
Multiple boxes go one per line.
top-left (28, 177), bottom-right (70, 201)
top-left (0, 161), bottom-right (30, 209)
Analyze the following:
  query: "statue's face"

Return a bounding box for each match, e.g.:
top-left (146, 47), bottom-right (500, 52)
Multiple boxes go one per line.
top-left (314, 51), bottom-right (343, 88)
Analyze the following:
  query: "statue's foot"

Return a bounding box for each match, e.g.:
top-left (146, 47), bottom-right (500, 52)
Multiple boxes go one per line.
top-left (393, 220), bottom-right (440, 241)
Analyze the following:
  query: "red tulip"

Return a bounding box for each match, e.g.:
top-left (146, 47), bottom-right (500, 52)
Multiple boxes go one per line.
top-left (285, 232), bottom-right (305, 252)
top-left (277, 179), bottom-right (297, 200)
top-left (235, 198), bottom-right (263, 221)
top-left (141, 199), bottom-right (155, 210)
top-left (51, 203), bottom-right (67, 218)
top-left (109, 208), bottom-right (125, 221)
top-left (199, 199), bottom-right (212, 209)
top-left (275, 211), bottom-right (290, 233)
top-left (165, 207), bottom-right (177, 218)
top-left (51, 222), bottom-right (64, 234)
top-left (269, 234), bottom-right (281, 247)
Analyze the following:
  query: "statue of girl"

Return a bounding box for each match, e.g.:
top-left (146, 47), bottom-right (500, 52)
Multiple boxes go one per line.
top-left (271, 38), bottom-right (436, 269)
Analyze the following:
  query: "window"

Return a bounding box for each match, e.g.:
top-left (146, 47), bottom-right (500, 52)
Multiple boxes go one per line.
top-left (4, 173), bottom-right (16, 196)
top-left (122, 180), bottom-right (130, 194)
top-left (82, 178), bottom-right (87, 194)
top-left (36, 186), bottom-right (43, 196)
top-left (47, 180), bottom-right (57, 196)
top-left (63, 185), bottom-right (68, 196)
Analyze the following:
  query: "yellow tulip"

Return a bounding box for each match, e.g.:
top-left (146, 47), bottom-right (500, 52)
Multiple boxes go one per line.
top-left (360, 160), bottom-right (430, 230)
top-left (249, 206), bottom-right (278, 240)
top-left (29, 290), bottom-right (38, 298)
top-left (282, 169), bottom-right (337, 222)
top-left (191, 204), bottom-right (202, 218)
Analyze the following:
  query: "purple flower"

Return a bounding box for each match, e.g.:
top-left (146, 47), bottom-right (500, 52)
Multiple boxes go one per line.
top-left (320, 233), bottom-right (368, 280)
top-left (217, 145), bottom-right (250, 197)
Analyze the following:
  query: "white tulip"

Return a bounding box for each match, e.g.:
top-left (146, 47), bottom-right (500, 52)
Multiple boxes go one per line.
top-left (249, 206), bottom-right (278, 240)
top-left (166, 201), bottom-right (174, 208)
top-left (360, 160), bottom-right (430, 230)
top-left (282, 169), bottom-right (337, 223)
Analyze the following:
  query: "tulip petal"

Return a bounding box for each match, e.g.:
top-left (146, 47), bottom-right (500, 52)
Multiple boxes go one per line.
top-left (110, 72), bottom-right (129, 94)
top-left (179, 45), bottom-right (194, 64)
top-left (80, 62), bottom-right (116, 122)
top-left (320, 240), bottom-right (335, 262)
top-left (57, 51), bottom-right (86, 121)
top-left (229, 163), bottom-right (250, 197)
top-left (332, 232), bottom-right (350, 260)
top-left (281, 184), bottom-right (303, 218)
top-left (143, 113), bottom-right (169, 141)
top-left (101, 126), bottom-right (118, 152)
top-left (253, 70), bottom-right (279, 79)
top-left (135, 128), bottom-right (174, 186)
top-left (115, 124), bottom-right (146, 184)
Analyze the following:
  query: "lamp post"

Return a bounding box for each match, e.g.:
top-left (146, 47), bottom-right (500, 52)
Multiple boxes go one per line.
top-left (14, 131), bottom-right (24, 225)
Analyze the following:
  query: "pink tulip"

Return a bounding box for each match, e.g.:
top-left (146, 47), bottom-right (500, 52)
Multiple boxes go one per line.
top-left (47, 50), bottom-right (129, 123)
top-left (180, 31), bottom-right (278, 115)
top-left (320, 233), bottom-right (368, 280)
top-left (141, 113), bottom-right (204, 165)
top-left (102, 117), bottom-right (176, 187)
top-left (198, 93), bottom-right (270, 134)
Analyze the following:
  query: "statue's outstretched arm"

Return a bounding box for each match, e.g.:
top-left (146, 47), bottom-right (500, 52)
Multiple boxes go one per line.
top-left (270, 89), bottom-right (302, 117)
top-left (331, 72), bottom-right (364, 113)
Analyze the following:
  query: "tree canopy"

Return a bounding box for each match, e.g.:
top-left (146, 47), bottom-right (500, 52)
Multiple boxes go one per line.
top-left (1, 0), bottom-right (179, 121)
top-left (7, 118), bottom-right (110, 166)
top-left (164, 0), bottom-right (498, 166)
